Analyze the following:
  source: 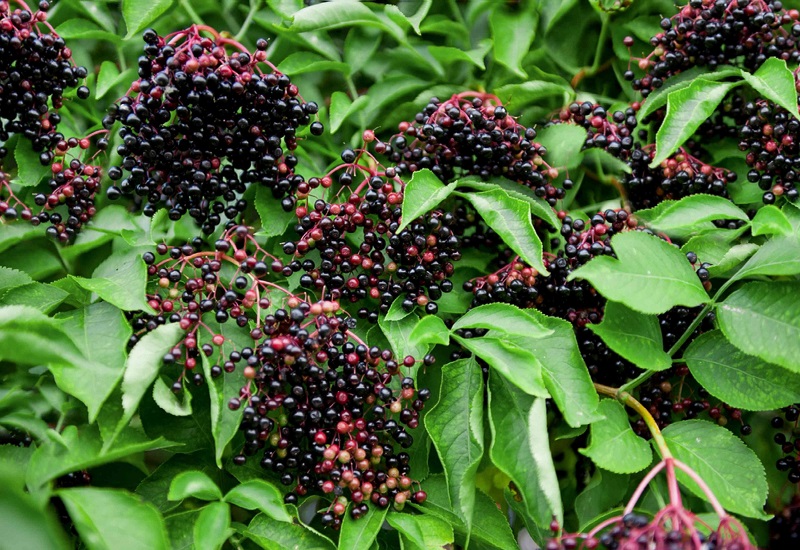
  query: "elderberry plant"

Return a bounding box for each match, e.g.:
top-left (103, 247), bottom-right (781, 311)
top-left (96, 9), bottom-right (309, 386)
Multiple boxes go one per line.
top-left (3, 1), bottom-right (800, 549)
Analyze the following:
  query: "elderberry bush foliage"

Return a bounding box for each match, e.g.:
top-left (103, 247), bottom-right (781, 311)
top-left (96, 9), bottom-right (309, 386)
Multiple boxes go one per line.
top-left (7, 1), bottom-right (800, 549)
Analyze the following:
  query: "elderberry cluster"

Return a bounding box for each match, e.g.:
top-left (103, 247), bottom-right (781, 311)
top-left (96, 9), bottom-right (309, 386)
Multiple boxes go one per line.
top-left (226, 301), bottom-right (431, 529)
top-left (771, 405), bottom-right (800, 483)
top-left (105, 26), bottom-right (322, 233)
top-left (625, 0), bottom-right (800, 96)
top-left (555, 101), bottom-right (639, 160)
top-left (31, 141), bottom-right (105, 242)
top-left (133, 225), bottom-right (284, 388)
top-left (0, 0), bottom-right (88, 160)
top-left (548, 511), bottom-right (749, 550)
top-left (380, 93), bottom-right (565, 204)
top-left (284, 149), bottom-right (458, 321)
top-left (739, 99), bottom-right (800, 203)
top-left (1, 135), bottom-right (107, 240)
top-left (624, 146), bottom-right (736, 209)
top-left (770, 497), bottom-right (800, 546)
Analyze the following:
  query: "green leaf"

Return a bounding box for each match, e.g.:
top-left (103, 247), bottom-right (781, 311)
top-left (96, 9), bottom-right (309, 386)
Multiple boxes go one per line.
top-left (685, 330), bottom-right (800, 411)
top-left (455, 177), bottom-right (560, 229)
top-left (428, 42), bottom-right (490, 70)
top-left (751, 205), bottom-right (792, 236)
top-left (378, 310), bottom-right (428, 361)
top-left (123, 0), bottom-right (174, 38)
top-left (152, 377), bottom-right (193, 416)
top-left (732, 234), bottom-right (800, 280)
top-left (399, 169), bottom-right (456, 232)
top-left (503, 308), bottom-right (601, 427)
top-left (0, 473), bottom-right (70, 550)
top-left (651, 80), bottom-right (739, 167)
top-left (27, 424), bottom-right (174, 488)
top-left (568, 231), bottom-right (708, 314)
top-left (224, 480), bottom-right (291, 522)
top-left (70, 248), bottom-right (152, 311)
top-left (635, 194), bottom-right (747, 237)
top-left (96, 62), bottom-right (135, 100)
top-left (0, 305), bottom-right (105, 383)
top-left (168, 470), bottom-right (222, 501)
top-left (425, 358), bottom-right (484, 534)
top-left (413, 475), bottom-right (518, 550)
top-left (662, 420), bottom-right (769, 519)
top-left (741, 58), bottom-right (800, 120)
top-left (681, 233), bottom-right (758, 278)
top-left (575, 470), bottom-right (629, 529)
top-left (456, 189), bottom-right (548, 275)
top-left (245, 513), bottom-right (335, 550)
top-left (534, 123), bottom-right (587, 172)
top-left (193, 502), bottom-right (231, 550)
top-left (338, 504), bottom-right (387, 550)
top-left (254, 185), bottom-right (294, 237)
top-left (637, 66), bottom-right (741, 119)
top-left (200, 321), bottom-right (251, 467)
top-left (589, 301), bottom-right (671, 371)
top-left (59, 487), bottom-right (170, 550)
top-left (0, 266), bottom-right (32, 292)
top-left (13, 138), bottom-right (50, 187)
top-left (581, 400), bottom-right (652, 474)
top-left (495, 80), bottom-right (571, 110)
top-left (386, 513), bottom-right (454, 549)
top-left (453, 335), bottom-right (548, 397)
top-left (108, 323), bottom-right (184, 449)
top-left (55, 18), bottom-right (121, 43)
top-left (0, 282), bottom-right (69, 313)
top-left (277, 52), bottom-right (350, 76)
top-left (452, 303), bottom-right (552, 337)
top-left (489, 5), bottom-right (537, 77)
top-left (488, 373), bottom-right (562, 527)
top-left (328, 91), bottom-right (369, 133)
top-left (289, 1), bottom-right (405, 43)
top-left (408, 314), bottom-right (449, 347)
top-left (717, 281), bottom-right (800, 373)
top-left (56, 302), bottom-right (131, 422)
top-left (136, 454), bottom-right (222, 513)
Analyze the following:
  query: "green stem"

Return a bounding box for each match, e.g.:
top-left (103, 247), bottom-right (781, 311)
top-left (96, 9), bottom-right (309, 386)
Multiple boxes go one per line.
top-left (180, 0), bottom-right (206, 26)
top-left (590, 13), bottom-right (610, 73)
top-left (235, 0), bottom-right (259, 42)
top-left (595, 383), bottom-right (672, 458)
top-left (620, 277), bottom-right (738, 394)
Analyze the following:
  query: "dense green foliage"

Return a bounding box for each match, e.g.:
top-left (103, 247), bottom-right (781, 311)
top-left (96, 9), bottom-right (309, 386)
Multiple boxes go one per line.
top-left (3, 0), bottom-right (800, 548)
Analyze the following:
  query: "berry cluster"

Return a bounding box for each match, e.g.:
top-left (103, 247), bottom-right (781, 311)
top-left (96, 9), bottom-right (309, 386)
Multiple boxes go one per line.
top-left (0, 137), bottom-right (106, 240)
top-left (549, 457), bottom-right (753, 550)
top-left (467, 209), bottom-right (634, 314)
top-left (134, 225), bottom-right (285, 388)
top-left (0, 0), bottom-right (88, 160)
top-left (105, 26), bottom-right (322, 233)
top-left (284, 148), bottom-right (458, 321)
top-left (771, 405), bottom-right (800, 483)
top-left (380, 93), bottom-right (565, 204)
top-left (739, 99), bottom-right (800, 203)
top-left (624, 146), bottom-right (736, 209)
top-left (770, 497), bottom-right (800, 547)
top-left (226, 300), bottom-right (430, 529)
top-left (625, 0), bottom-right (799, 96)
top-left (555, 101), bottom-right (639, 160)
top-left (548, 511), bottom-right (749, 549)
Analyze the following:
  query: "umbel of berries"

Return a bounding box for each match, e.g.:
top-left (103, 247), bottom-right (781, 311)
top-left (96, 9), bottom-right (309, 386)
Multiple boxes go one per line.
top-left (0, 0), bottom-right (89, 161)
top-left (380, 92), bottom-right (566, 205)
top-left (284, 147), bottom-right (459, 321)
top-left (105, 26), bottom-right (323, 233)
top-left (226, 300), bottom-right (431, 530)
